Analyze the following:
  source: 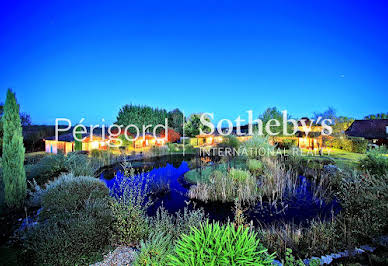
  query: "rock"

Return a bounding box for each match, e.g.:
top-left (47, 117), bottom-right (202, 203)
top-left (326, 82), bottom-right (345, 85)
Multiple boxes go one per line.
top-left (91, 246), bottom-right (137, 266)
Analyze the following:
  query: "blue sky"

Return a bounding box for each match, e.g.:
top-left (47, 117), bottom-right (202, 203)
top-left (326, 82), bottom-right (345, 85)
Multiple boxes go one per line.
top-left (0, 0), bottom-right (387, 125)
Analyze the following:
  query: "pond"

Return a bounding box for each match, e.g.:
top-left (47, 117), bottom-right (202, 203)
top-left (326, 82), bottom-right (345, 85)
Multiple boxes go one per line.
top-left (99, 155), bottom-right (341, 226)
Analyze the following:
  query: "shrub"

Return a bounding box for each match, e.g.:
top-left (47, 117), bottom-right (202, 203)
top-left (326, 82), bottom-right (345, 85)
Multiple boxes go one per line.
top-left (220, 135), bottom-right (241, 149)
top-left (110, 170), bottom-right (152, 246)
top-left (23, 174), bottom-right (112, 265)
top-left (24, 199), bottom-right (112, 265)
top-left (150, 206), bottom-right (206, 242)
top-left (336, 171), bottom-right (388, 244)
top-left (326, 136), bottom-right (368, 154)
top-left (229, 168), bottom-right (251, 181)
top-left (273, 138), bottom-right (296, 149)
top-left (168, 222), bottom-right (275, 265)
top-left (64, 152), bottom-right (97, 176)
top-left (38, 173), bottom-right (110, 219)
top-left (358, 150), bottom-right (388, 176)
top-left (243, 134), bottom-right (274, 159)
top-left (25, 153), bottom-right (67, 185)
top-left (134, 232), bottom-right (174, 266)
top-left (247, 159), bottom-right (264, 175)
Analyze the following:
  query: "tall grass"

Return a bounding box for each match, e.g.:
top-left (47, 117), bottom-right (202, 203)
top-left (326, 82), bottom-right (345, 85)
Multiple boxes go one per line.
top-left (188, 168), bottom-right (258, 204)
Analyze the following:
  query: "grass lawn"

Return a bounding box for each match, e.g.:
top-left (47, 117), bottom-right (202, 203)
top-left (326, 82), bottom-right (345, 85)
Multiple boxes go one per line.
top-left (296, 148), bottom-right (366, 169)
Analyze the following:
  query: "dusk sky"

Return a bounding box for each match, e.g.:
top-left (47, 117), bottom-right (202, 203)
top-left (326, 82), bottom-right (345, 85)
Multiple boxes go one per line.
top-left (0, 0), bottom-right (387, 125)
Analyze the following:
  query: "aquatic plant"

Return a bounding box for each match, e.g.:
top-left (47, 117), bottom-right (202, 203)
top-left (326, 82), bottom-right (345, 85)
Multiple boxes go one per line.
top-left (168, 221), bottom-right (275, 265)
top-left (188, 168), bottom-right (257, 204)
top-left (150, 205), bottom-right (206, 242)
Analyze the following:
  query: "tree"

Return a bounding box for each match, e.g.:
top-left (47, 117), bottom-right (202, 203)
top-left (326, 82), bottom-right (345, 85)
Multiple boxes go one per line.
top-left (364, 113), bottom-right (388, 120)
top-left (116, 104), bottom-right (168, 134)
top-left (259, 107), bottom-right (293, 136)
top-left (74, 126), bottom-right (83, 151)
top-left (183, 113), bottom-right (211, 137)
top-left (312, 106), bottom-right (337, 124)
top-left (167, 108), bottom-right (184, 135)
top-left (1, 89), bottom-right (26, 207)
top-left (332, 116), bottom-right (354, 134)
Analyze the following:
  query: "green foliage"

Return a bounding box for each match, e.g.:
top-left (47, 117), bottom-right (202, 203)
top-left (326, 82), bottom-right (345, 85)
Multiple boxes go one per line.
top-left (26, 152), bottom-right (98, 185)
top-left (24, 174), bottom-right (112, 265)
top-left (134, 232), bottom-right (174, 266)
top-left (183, 113), bottom-right (212, 137)
top-left (273, 138), bottom-right (296, 149)
top-left (247, 159), bottom-right (263, 175)
top-left (220, 135), bottom-right (241, 149)
top-left (168, 222), bottom-right (275, 265)
top-left (358, 150), bottom-right (388, 176)
top-left (243, 134), bottom-right (274, 159)
top-left (116, 104), bottom-right (168, 134)
top-left (336, 171), bottom-right (388, 244)
top-left (74, 125), bottom-right (83, 151)
top-left (1, 89), bottom-right (26, 207)
top-left (110, 167), bottom-right (152, 246)
top-left (150, 206), bottom-right (206, 241)
top-left (364, 112), bottom-right (388, 119)
top-left (167, 108), bottom-right (184, 135)
top-left (188, 168), bottom-right (257, 204)
top-left (38, 173), bottom-right (110, 219)
top-left (258, 219), bottom-right (338, 260)
top-left (229, 168), bottom-right (251, 182)
top-left (327, 136), bottom-right (368, 154)
top-left (259, 107), bottom-right (294, 136)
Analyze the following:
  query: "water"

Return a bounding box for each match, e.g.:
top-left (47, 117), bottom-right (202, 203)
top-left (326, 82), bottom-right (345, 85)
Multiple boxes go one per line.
top-left (100, 157), bottom-right (340, 226)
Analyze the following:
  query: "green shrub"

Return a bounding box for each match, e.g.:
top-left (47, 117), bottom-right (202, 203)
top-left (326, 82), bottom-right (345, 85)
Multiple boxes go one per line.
top-left (150, 206), bottom-right (206, 242)
top-left (336, 171), bottom-right (388, 244)
top-left (220, 135), bottom-right (241, 149)
top-left (243, 134), bottom-right (274, 159)
top-left (64, 152), bottom-right (97, 176)
top-left (273, 138), bottom-right (296, 149)
top-left (358, 150), bottom-right (388, 176)
top-left (327, 136), bottom-right (368, 154)
top-left (247, 159), bottom-right (264, 175)
top-left (23, 174), bottom-right (112, 265)
top-left (110, 170), bottom-right (152, 246)
top-left (38, 174), bottom-right (109, 218)
top-left (134, 232), bottom-right (174, 266)
top-left (25, 153), bottom-right (67, 185)
top-left (168, 222), bottom-right (275, 265)
top-left (229, 168), bottom-right (251, 181)
top-left (110, 199), bottom-right (150, 246)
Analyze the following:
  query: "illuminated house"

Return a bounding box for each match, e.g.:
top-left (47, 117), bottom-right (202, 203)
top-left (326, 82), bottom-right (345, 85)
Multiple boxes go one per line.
top-left (44, 133), bottom-right (107, 154)
top-left (190, 134), bottom-right (224, 146)
top-left (133, 133), bottom-right (166, 148)
top-left (295, 117), bottom-right (323, 150)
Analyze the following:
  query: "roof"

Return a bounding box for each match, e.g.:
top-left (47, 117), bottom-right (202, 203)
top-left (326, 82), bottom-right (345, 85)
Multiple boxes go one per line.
top-left (345, 119), bottom-right (388, 139)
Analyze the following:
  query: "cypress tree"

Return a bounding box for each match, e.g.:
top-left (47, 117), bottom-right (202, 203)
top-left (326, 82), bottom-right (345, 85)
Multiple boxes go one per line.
top-left (1, 89), bottom-right (26, 207)
top-left (74, 126), bottom-right (83, 151)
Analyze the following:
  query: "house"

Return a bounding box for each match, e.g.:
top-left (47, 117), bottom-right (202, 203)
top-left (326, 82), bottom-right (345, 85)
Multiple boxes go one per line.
top-left (295, 117), bottom-right (324, 150)
top-left (345, 119), bottom-right (388, 146)
top-left (44, 131), bottom-right (168, 154)
top-left (190, 133), bottom-right (224, 147)
top-left (44, 133), bottom-right (107, 154)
